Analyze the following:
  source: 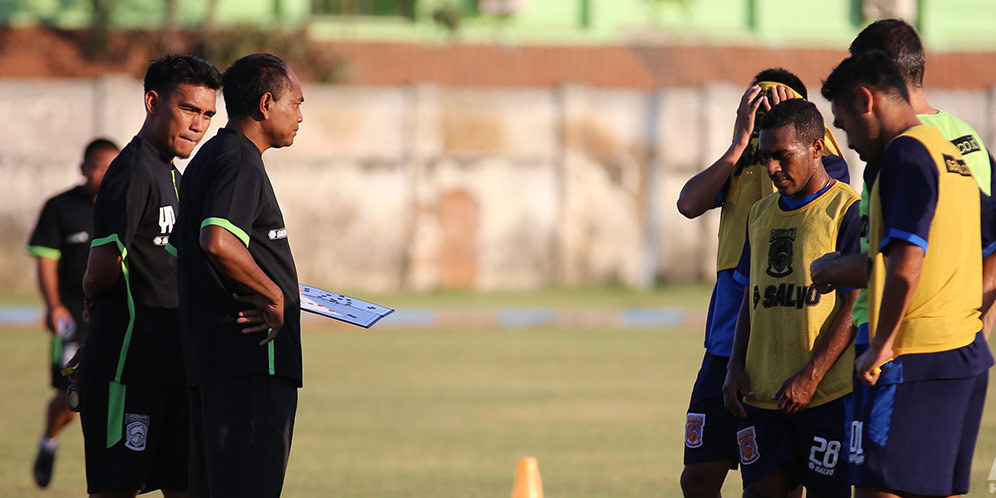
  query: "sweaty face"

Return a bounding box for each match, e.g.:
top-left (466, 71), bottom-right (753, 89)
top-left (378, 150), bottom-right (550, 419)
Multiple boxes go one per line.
top-left (758, 125), bottom-right (819, 198)
top-left (831, 99), bottom-right (880, 165)
top-left (265, 68), bottom-right (304, 149)
top-left (150, 83), bottom-right (218, 159)
top-left (82, 147), bottom-right (117, 197)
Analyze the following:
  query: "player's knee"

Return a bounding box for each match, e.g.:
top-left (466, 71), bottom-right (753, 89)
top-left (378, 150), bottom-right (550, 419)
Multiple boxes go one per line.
top-left (680, 464), bottom-right (723, 498)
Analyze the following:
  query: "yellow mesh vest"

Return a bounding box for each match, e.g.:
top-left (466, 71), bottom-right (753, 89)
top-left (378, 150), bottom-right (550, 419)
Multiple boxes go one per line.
top-left (715, 81), bottom-right (845, 271)
top-left (744, 181), bottom-right (858, 409)
top-left (867, 125), bottom-right (982, 356)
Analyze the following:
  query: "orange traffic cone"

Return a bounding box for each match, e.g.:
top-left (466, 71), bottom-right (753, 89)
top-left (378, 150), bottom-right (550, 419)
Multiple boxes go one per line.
top-left (510, 457), bottom-right (544, 498)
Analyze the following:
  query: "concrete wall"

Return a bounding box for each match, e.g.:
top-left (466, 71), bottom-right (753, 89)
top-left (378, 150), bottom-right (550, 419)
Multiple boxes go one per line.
top-left (3, 77), bottom-right (995, 292)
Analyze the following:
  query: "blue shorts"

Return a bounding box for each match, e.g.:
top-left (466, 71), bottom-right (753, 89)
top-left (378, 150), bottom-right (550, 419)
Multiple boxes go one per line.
top-left (737, 398), bottom-right (850, 498)
top-left (850, 364), bottom-right (989, 495)
top-left (684, 352), bottom-right (739, 467)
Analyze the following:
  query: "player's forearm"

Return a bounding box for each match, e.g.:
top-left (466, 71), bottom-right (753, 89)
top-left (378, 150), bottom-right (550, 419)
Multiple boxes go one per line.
top-left (870, 243), bottom-right (924, 352)
top-left (200, 227), bottom-right (282, 305)
top-left (800, 290), bottom-right (858, 382)
top-left (82, 245), bottom-right (122, 300)
top-left (676, 139), bottom-right (749, 219)
top-left (36, 257), bottom-right (63, 310)
top-left (728, 290), bottom-right (752, 369)
top-left (812, 252), bottom-right (869, 289)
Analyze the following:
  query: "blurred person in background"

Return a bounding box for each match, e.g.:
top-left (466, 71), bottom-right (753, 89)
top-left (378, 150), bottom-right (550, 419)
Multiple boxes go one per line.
top-left (27, 137), bottom-right (119, 488)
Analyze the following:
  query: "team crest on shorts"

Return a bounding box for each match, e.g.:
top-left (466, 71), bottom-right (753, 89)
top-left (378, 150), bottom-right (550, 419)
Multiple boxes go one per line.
top-left (685, 413), bottom-right (705, 448)
top-left (737, 426), bottom-right (760, 465)
top-left (766, 228), bottom-right (796, 278)
top-left (124, 414), bottom-right (150, 452)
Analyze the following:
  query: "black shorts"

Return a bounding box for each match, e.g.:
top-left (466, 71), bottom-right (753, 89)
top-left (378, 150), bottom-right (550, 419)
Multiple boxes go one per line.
top-left (738, 398), bottom-right (850, 498)
top-left (684, 352), bottom-right (739, 467)
top-left (189, 374), bottom-right (298, 498)
top-left (78, 377), bottom-right (188, 494)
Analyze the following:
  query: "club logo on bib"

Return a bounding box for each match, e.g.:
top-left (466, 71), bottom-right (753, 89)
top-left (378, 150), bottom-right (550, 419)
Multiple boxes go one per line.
top-left (124, 414), bottom-right (150, 451)
top-left (685, 413), bottom-right (705, 448)
top-left (268, 227), bottom-right (287, 240)
top-left (766, 228), bottom-right (796, 278)
top-left (737, 426), bottom-right (760, 465)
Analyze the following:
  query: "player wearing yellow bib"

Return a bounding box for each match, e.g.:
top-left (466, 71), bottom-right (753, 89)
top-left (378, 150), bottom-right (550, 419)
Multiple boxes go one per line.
top-left (823, 50), bottom-right (994, 498)
top-left (722, 99), bottom-right (860, 498)
top-left (676, 69), bottom-right (850, 497)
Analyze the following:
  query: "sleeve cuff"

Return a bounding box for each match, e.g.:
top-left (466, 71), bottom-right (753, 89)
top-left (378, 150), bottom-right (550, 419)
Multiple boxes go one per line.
top-left (201, 217), bottom-right (250, 247)
top-left (26, 245), bottom-right (61, 260)
top-left (90, 234), bottom-right (127, 257)
top-left (839, 286), bottom-right (856, 294)
top-left (732, 270), bottom-right (749, 286)
top-left (984, 241), bottom-right (996, 259)
top-left (880, 229), bottom-right (928, 254)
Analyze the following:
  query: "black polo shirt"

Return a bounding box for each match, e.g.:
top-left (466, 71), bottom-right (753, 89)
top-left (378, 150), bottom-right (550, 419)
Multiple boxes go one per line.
top-left (82, 136), bottom-right (183, 385)
top-left (28, 185), bottom-right (94, 337)
top-left (175, 127), bottom-right (302, 387)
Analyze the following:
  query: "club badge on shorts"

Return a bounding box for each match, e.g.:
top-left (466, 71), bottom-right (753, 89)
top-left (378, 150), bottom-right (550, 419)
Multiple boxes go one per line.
top-left (737, 426), bottom-right (760, 465)
top-left (685, 413), bottom-right (705, 448)
top-left (124, 414), bottom-right (150, 451)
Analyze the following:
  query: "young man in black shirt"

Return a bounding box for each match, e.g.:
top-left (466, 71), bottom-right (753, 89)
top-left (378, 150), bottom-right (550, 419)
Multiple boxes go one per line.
top-left (80, 55), bottom-right (220, 498)
top-left (175, 53), bottom-right (304, 498)
top-left (27, 138), bottom-right (118, 488)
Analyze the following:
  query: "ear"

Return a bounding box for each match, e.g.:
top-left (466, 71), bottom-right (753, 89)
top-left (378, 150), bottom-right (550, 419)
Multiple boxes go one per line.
top-left (854, 86), bottom-right (874, 115)
top-left (811, 137), bottom-right (825, 158)
top-left (144, 90), bottom-right (160, 116)
top-left (259, 92), bottom-right (275, 120)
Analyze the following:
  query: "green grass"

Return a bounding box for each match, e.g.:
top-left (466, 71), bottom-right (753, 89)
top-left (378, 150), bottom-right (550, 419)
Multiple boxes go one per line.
top-left (4, 284), bottom-right (996, 496)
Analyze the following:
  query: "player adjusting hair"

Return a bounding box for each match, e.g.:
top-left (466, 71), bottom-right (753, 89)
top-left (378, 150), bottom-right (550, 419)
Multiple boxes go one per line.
top-left (222, 53), bottom-right (292, 119)
top-left (752, 67), bottom-right (808, 100)
top-left (758, 99), bottom-right (824, 146)
top-left (849, 18), bottom-right (925, 89)
top-left (820, 50), bottom-right (910, 106)
top-left (143, 54), bottom-right (222, 95)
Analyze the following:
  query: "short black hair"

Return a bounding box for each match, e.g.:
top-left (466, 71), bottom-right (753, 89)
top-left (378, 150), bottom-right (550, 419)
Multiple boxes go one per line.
top-left (222, 53), bottom-right (292, 119)
top-left (143, 54), bottom-right (222, 97)
top-left (752, 67), bottom-right (808, 100)
top-left (849, 19), bottom-right (925, 88)
top-left (759, 99), bottom-right (824, 146)
top-left (821, 50), bottom-right (910, 107)
top-left (83, 137), bottom-right (119, 162)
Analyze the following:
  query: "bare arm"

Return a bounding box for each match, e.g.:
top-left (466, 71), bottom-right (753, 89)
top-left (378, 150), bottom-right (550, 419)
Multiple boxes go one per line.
top-left (810, 252), bottom-right (869, 290)
top-left (200, 225), bottom-right (284, 344)
top-left (722, 289), bottom-right (754, 417)
top-left (36, 257), bottom-right (72, 334)
top-left (982, 252), bottom-right (996, 340)
top-left (855, 242), bottom-right (923, 386)
top-left (82, 244), bottom-right (122, 300)
top-left (677, 85), bottom-right (762, 218)
top-left (774, 289), bottom-right (858, 414)
top-left (677, 84), bottom-right (795, 218)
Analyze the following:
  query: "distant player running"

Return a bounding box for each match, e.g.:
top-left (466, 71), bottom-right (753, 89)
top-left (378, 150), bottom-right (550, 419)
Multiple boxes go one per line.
top-left (676, 68), bottom-right (849, 497)
top-left (78, 55), bottom-right (220, 497)
top-left (27, 138), bottom-right (118, 488)
top-left (822, 50), bottom-right (993, 498)
top-left (722, 99), bottom-right (859, 498)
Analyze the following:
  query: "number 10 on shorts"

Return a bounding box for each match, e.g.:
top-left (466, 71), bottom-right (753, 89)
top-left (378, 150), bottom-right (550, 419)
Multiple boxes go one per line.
top-left (849, 420), bottom-right (864, 464)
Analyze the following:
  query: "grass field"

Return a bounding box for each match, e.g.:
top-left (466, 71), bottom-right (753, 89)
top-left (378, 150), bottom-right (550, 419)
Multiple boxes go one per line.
top-left (3, 286), bottom-right (996, 497)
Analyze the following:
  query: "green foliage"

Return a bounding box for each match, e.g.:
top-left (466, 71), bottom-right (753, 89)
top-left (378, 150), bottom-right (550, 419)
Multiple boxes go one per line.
top-left (192, 25), bottom-right (347, 83)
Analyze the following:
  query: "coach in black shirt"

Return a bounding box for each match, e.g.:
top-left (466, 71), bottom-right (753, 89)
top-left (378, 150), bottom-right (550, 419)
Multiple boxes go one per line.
top-left (80, 55), bottom-right (220, 497)
top-left (175, 53), bottom-right (304, 498)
